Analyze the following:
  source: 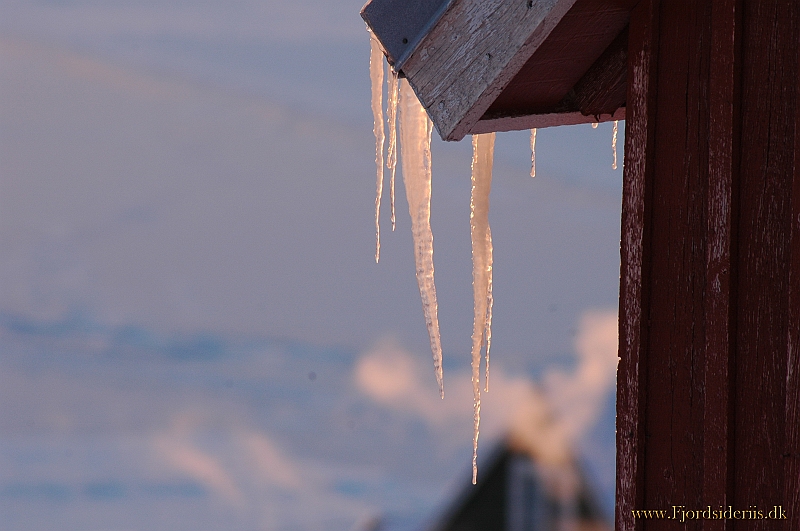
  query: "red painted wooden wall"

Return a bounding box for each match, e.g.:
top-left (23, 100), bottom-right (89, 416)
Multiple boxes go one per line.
top-left (617, 0), bottom-right (799, 529)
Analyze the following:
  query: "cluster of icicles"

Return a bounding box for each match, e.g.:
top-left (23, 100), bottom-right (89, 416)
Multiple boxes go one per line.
top-left (369, 35), bottom-right (618, 484)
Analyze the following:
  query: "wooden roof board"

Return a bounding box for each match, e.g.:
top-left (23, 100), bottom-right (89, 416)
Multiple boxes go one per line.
top-left (482, 0), bottom-right (630, 118)
top-left (362, 0), bottom-right (637, 140)
top-left (470, 106), bottom-right (625, 134)
top-left (360, 0), bottom-right (452, 68)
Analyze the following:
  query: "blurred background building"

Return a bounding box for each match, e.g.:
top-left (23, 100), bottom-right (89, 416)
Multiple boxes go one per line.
top-left (425, 439), bottom-right (609, 531)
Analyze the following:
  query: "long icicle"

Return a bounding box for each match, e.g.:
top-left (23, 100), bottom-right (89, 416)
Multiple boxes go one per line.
top-left (386, 71), bottom-right (399, 231)
top-left (484, 242), bottom-right (493, 394)
top-left (612, 120), bottom-right (619, 170)
top-left (470, 132), bottom-right (495, 484)
top-left (529, 128), bottom-right (537, 177)
top-left (399, 79), bottom-right (444, 399)
top-left (370, 36), bottom-right (386, 263)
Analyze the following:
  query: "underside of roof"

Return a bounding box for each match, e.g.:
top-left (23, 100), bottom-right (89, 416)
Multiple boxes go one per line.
top-left (362, 0), bottom-right (635, 140)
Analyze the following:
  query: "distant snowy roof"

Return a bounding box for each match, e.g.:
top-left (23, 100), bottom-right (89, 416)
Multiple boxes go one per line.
top-left (423, 440), bottom-right (610, 531)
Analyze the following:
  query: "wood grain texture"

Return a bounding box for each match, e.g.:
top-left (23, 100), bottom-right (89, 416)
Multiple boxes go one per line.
top-left (468, 107), bottom-right (624, 134)
top-left (618, 0), bottom-right (799, 529)
top-left (616, 1), bottom-right (658, 529)
top-left (568, 25), bottom-right (629, 118)
top-left (370, 0), bottom-right (638, 140)
top-left (734, 2), bottom-right (797, 527)
top-left (786, 23), bottom-right (800, 527)
top-left (644, 0), bottom-right (711, 523)
top-left (481, 0), bottom-right (633, 123)
top-left (401, 0), bottom-right (574, 140)
top-left (703, 0), bottom-right (740, 528)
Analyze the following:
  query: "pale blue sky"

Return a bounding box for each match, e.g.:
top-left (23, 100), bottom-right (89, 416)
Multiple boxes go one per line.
top-left (0, 1), bottom-right (623, 529)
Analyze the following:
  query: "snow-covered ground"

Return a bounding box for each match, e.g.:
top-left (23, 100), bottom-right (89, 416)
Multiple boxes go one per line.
top-left (0, 1), bottom-right (622, 529)
top-left (0, 311), bottom-right (617, 531)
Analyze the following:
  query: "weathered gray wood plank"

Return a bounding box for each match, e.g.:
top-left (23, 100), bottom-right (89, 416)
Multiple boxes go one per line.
top-left (401, 0), bottom-right (577, 140)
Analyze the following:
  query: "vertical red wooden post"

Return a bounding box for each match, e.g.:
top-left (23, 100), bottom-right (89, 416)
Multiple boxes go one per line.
top-left (734, 2), bottom-right (796, 527)
top-left (787, 33), bottom-right (800, 527)
top-left (617, 0), bottom-right (799, 529)
top-left (703, 0), bottom-right (740, 529)
top-left (616, 0), bottom-right (658, 529)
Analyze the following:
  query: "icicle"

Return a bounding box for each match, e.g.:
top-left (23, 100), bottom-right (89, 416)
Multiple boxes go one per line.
top-left (386, 71), bottom-right (399, 231)
top-left (484, 252), bottom-right (493, 393)
top-left (370, 36), bottom-right (386, 263)
top-left (399, 79), bottom-right (444, 399)
top-left (612, 120), bottom-right (619, 170)
top-left (470, 132), bottom-right (495, 484)
top-left (591, 122), bottom-right (598, 129)
top-left (529, 128), bottom-right (537, 178)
